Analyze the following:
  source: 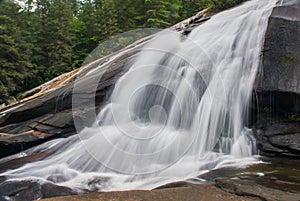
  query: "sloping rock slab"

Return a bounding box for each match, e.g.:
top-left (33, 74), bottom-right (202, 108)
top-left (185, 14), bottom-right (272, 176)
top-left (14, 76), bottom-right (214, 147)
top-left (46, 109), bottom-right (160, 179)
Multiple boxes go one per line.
top-left (215, 178), bottom-right (300, 201)
top-left (38, 185), bottom-right (256, 201)
top-left (0, 43), bottom-right (144, 158)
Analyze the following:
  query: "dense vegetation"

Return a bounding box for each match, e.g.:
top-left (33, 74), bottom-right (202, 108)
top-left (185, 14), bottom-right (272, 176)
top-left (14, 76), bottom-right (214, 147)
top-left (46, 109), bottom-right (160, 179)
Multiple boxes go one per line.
top-left (0, 0), bottom-right (246, 104)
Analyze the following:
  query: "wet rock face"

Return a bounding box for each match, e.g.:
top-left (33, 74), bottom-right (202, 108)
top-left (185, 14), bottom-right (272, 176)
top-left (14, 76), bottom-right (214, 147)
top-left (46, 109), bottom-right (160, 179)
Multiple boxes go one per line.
top-left (0, 180), bottom-right (41, 201)
top-left (0, 180), bottom-right (77, 201)
top-left (255, 1), bottom-right (300, 94)
top-left (253, 1), bottom-right (300, 158)
top-left (254, 115), bottom-right (300, 158)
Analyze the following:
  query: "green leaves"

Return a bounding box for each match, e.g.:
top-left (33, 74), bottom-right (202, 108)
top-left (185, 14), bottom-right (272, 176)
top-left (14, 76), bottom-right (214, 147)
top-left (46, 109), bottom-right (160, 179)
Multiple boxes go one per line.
top-left (0, 0), bottom-right (248, 104)
top-left (30, 0), bottom-right (74, 79)
top-left (144, 0), bottom-right (176, 28)
top-left (0, 2), bottom-right (34, 102)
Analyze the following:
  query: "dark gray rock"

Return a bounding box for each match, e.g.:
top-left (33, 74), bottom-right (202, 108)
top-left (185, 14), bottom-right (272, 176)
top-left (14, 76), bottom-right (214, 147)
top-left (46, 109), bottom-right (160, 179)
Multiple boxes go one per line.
top-left (0, 180), bottom-right (42, 201)
top-left (255, 2), bottom-right (300, 94)
top-left (253, 115), bottom-right (300, 158)
top-left (0, 180), bottom-right (77, 201)
top-left (253, 1), bottom-right (300, 158)
top-left (0, 152), bottom-right (47, 173)
top-left (41, 183), bottom-right (77, 199)
top-left (215, 178), bottom-right (300, 201)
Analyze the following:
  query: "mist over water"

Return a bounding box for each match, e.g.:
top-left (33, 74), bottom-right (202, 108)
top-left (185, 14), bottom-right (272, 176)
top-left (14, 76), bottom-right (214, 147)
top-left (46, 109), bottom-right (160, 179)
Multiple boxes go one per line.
top-left (1, 0), bottom-right (278, 192)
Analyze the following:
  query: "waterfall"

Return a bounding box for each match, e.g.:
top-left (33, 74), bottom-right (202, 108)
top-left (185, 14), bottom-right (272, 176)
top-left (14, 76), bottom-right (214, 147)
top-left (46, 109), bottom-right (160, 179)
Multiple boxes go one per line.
top-left (1, 0), bottom-right (278, 192)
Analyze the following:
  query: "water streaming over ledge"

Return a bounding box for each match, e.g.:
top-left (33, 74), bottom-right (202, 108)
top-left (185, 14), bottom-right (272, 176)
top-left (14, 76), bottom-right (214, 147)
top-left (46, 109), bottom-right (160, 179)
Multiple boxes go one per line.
top-left (1, 0), bottom-right (279, 192)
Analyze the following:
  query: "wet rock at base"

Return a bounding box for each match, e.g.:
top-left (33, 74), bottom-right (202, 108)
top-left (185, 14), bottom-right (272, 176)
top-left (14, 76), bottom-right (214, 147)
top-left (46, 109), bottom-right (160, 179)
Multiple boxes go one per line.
top-left (215, 178), bottom-right (300, 201)
top-left (254, 115), bottom-right (300, 158)
top-left (0, 180), bottom-right (41, 201)
top-left (41, 183), bottom-right (77, 199)
top-left (0, 180), bottom-right (77, 201)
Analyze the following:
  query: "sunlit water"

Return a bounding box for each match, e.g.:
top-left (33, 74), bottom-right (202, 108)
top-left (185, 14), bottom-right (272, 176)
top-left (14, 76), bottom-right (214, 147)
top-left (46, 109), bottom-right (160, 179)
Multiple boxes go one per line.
top-left (1, 0), bottom-right (279, 192)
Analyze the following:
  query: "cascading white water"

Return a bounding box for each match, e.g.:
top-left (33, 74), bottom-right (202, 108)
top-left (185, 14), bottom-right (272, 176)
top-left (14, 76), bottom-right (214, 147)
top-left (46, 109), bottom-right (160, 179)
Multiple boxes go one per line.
top-left (1, 0), bottom-right (278, 192)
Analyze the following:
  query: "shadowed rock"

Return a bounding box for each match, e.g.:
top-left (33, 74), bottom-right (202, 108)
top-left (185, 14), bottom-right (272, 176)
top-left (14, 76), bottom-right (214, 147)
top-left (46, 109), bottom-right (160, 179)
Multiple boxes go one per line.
top-left (253, 0), bottom-right (300, 158)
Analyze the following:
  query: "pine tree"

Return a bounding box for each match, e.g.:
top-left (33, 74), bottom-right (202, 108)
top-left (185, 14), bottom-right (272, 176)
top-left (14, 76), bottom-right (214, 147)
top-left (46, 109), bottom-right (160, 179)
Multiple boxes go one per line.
top-left (74, 0), bottom-right (120, 66)
top-left (0, 2), bottom-right (33, 103)
top-left (143, 0), bottom-right (181, 28)
top-left (0, 0), bottom-right (249, 104)
top-left (77, 0), bottom-right (99, 53)
top-left (33, 0), bottom-right (74, 80)
top-left (144, 0), bottom-right (171, 28)
top-left (99, 0), bottom-right (120, 38)
top-left (113, 0), bottom-right (145, 30)
top-left (72, 16), bottom-right (89, 68)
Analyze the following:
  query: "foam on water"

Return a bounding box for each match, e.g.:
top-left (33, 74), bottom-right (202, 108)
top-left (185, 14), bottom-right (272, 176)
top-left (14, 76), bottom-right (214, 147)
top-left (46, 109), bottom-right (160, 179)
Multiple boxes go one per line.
top-left (1, 0), bottom-right (279, 192)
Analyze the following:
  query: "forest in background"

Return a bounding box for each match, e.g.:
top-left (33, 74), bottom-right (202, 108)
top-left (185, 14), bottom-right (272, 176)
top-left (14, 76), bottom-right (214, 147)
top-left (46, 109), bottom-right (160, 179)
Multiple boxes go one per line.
top-left (0, 0), bottom-right (246, 104)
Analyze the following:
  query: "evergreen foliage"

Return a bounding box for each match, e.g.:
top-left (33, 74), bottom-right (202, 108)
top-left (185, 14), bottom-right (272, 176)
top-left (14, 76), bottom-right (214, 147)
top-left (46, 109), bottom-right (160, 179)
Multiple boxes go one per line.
top-left (0, 0), bottom-right (247, 104)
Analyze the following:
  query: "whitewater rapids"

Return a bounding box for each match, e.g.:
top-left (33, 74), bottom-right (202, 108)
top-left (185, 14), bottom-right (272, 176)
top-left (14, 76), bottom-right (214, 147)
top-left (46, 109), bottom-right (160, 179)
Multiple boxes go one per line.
top-left (1, 0), bottom-right (279, 192)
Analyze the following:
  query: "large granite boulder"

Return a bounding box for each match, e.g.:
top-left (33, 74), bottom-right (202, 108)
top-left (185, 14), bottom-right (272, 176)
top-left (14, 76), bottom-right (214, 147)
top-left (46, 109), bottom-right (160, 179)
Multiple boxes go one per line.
top-left (256, 0), bottom-right (300, 94)
top-left (253, 0), bottom-right (300, 158)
